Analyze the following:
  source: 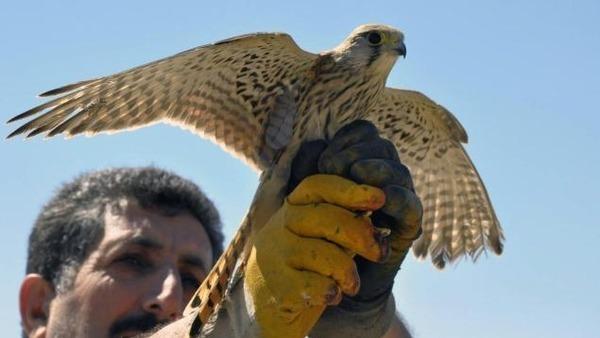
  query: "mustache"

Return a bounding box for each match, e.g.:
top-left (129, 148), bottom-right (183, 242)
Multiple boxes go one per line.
top-left (109, 313), bottom-right (170, 337)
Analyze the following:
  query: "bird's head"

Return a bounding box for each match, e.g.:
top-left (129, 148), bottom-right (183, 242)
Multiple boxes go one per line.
top-left (331, 24), bottom-right (406, 77)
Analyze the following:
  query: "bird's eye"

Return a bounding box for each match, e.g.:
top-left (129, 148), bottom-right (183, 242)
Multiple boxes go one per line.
top-left (367, 32), bottom-right (383, 45)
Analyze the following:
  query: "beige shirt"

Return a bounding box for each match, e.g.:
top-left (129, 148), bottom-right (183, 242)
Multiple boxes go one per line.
top-left (203, 273), bottom-right (396, 337)
top-left (152, 272), bottom-right (396, 337)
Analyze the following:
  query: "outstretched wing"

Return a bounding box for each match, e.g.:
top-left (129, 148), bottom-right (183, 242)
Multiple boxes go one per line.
top-left (367, 88), bottom-right (504, 269)
top-left (7, 33), bottom-right (317, 170)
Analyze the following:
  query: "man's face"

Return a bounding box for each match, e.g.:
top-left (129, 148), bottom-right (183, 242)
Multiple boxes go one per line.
top-left (42, 199), bottom-right (213, 338)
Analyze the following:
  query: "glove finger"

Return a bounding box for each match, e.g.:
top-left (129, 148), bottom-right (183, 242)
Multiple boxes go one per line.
top-left (325, 120), bottom-right (380, 154)
top-left (318, 138), bottom-right (399, 176)
top-left (288, 140), bottom-right (329, 193)
top-left (349, 158), bottom-right (414, 191)
top-left (288, 174), bottom-right (385, 211)
top-left (380, 185), bottom-right (423, 242)
top-left (279, 270), bottom-right (343, 309)
top-left (285, 203), bottom-right (388, 262)
top-left (286, 237), bottom-right (360, 296)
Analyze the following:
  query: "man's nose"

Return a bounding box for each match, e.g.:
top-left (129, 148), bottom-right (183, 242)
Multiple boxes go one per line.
top-left (142, 268), bottom-right (183, 321)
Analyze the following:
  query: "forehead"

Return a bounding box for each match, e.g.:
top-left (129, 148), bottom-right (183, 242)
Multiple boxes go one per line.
top-left (352, 24), bottom-right (403, 39)
top-left (100, 198), bottom-right (213, 265)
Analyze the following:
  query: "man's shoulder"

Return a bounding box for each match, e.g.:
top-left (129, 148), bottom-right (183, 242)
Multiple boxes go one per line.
top-left (150, 312), bottom-right (197, 337)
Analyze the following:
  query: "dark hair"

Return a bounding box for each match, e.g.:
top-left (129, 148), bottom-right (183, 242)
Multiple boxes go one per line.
top-left (26, 167), bottom-right (224, 291)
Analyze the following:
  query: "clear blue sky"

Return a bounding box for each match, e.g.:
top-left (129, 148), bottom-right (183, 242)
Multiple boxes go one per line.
top-left (1, 1), bottom-right (599, 337)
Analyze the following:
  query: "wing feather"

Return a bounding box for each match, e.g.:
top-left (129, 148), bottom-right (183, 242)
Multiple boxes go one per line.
top-left (7, 33), bottom-right (317, 170)
top-left (367, 88), bottom-right (503, 268)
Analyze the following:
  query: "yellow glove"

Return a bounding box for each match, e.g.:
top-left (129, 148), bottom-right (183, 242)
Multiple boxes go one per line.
top-left (245, 174), bottom-right (389, 338)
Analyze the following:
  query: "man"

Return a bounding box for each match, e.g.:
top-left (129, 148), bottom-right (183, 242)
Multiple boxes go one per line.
top-left (19, 121), bottom-right (420, 337)
top-left (19, 167), bottom-right (223, 337)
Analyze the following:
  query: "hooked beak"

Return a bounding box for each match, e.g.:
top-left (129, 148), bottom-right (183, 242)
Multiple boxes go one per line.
top-left (395, 41), bottom-right (407, 58)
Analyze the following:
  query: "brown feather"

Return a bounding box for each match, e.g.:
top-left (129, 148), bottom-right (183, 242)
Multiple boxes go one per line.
top-left (7, 33), bottom-right (318, 169)
top-left (368, 88), bottom-right (504, 269)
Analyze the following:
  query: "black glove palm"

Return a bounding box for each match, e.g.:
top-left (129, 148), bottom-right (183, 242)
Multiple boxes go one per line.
top-left (288, 120), bottom-right (423, 311)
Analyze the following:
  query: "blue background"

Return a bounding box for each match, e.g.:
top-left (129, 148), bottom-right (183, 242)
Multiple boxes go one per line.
top-left (1, 1), bottom-right (599, 337)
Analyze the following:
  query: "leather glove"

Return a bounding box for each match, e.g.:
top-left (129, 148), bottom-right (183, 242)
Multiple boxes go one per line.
top-left (245, 174), bottom-right (389, 338)
top-left (290, 120), bottom-right (423, 313)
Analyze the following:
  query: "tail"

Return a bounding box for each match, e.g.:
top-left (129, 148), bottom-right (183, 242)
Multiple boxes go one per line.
top-left (184, 215), bottom-right (252, 336)
top-left (182, 165), bottom-right (291, 337)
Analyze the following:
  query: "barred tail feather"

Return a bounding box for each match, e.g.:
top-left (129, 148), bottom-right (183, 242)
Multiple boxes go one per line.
top-left (184, 216), bottom-right (252, 336)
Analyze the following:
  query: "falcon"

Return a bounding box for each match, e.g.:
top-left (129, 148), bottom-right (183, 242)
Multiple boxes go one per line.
top-left (7, 24), bottom-right (504, 332)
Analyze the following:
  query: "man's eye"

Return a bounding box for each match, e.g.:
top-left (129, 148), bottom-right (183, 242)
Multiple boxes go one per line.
top-left (116, 254), bottom-right (151, 271)
top-left (181, 273), bottom-right (200, 290)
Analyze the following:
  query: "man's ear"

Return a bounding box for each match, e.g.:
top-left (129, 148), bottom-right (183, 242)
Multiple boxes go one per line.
top-left (19, 274), bottom-right (55, 337)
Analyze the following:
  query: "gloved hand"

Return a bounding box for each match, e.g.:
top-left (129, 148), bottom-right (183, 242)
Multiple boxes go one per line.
top-left (245, 174), bottom-right (390, 338)
top-left (290, 120), bottom-right (423, 316)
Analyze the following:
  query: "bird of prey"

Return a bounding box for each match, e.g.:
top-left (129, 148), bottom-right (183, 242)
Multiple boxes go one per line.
top-left (7, 24), bottom-right (504, 334)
